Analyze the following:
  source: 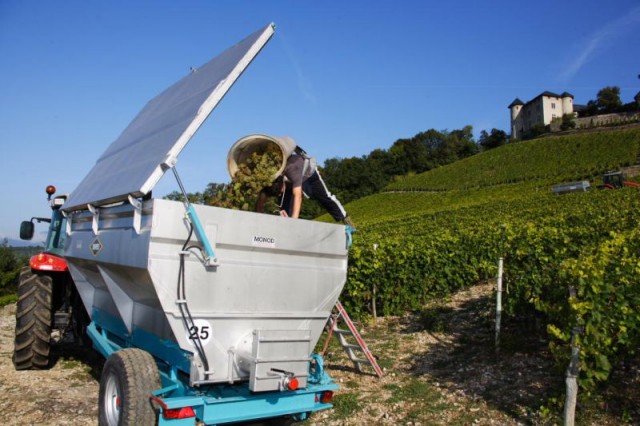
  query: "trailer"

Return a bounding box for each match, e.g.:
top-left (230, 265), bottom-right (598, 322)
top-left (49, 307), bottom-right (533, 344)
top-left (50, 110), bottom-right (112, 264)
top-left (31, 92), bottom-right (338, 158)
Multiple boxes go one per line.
top-left (59, 23), bottom-right (350, 425)
top-left (551, 180), bottom-right (591, 195)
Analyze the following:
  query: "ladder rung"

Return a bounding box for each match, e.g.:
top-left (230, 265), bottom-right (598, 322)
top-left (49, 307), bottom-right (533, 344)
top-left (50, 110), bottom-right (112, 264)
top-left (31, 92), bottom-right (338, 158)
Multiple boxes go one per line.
top-left (323, 301), bottom-right (384, 379)
top-left (342, 344), bottom-right (362, 350)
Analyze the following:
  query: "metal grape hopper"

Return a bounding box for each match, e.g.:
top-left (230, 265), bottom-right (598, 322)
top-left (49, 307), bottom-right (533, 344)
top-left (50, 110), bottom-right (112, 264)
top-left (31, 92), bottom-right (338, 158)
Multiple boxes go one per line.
top-left (62, 23), bottom-right (349, 425)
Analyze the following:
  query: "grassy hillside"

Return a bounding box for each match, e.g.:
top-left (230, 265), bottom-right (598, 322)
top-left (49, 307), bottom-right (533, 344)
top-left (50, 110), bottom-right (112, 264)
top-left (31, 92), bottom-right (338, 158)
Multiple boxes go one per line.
top-left (345, 181), bottom-right (546, 226)
top-left (384, 127), bottom-right (640, 192)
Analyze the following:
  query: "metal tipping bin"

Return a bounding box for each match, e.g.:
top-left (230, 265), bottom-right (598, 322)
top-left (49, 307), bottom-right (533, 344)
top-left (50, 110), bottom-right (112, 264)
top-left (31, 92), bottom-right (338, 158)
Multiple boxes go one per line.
top-left (61, 23), bottom-right (348, 425)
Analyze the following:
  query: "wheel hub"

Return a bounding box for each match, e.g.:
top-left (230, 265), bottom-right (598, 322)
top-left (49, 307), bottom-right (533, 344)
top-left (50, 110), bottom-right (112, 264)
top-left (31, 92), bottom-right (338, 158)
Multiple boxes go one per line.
top-left (103, 374), bottom-right (121, 425)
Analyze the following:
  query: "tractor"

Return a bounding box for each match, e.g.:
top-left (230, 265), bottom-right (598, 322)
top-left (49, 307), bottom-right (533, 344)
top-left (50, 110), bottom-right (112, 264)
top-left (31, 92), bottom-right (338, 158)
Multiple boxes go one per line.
top-left (600, 171), bottom-right (640, 189)
top-left (13, 185), bottom-right (89, 370)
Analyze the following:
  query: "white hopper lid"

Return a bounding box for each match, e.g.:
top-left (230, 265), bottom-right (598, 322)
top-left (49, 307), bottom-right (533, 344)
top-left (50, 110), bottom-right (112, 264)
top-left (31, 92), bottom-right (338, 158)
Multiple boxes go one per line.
top-left (63, 23), bottom-right (275, 212)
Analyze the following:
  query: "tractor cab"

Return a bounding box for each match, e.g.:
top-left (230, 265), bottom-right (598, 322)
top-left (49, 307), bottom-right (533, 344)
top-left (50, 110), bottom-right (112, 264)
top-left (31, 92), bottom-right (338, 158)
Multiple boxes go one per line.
top-left (41, 197), bottom-right (67, 257)
top-left (19, 185), bottom-right (68, 271)
top-left (602, 171), bottom-right (625, 189)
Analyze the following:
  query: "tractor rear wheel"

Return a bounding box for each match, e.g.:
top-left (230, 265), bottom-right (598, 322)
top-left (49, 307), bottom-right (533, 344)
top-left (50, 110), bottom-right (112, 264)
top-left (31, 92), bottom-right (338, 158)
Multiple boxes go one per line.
top-left (99, 348), bottom-right (161, 426)
top-left (13, 267), bottom-right (53, 370)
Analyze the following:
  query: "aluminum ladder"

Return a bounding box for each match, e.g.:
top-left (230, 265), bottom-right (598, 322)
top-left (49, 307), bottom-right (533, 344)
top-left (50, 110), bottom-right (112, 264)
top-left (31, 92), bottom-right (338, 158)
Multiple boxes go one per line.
top-left (321, 301), bottom-right (384, 378)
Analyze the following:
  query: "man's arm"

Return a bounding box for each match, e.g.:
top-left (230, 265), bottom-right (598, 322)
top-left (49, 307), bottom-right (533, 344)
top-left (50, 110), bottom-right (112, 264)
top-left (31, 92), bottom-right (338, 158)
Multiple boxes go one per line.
top-left (291, 186), bottom-right (303, 218)
top-left (256, 190), bottom-right (268, 213)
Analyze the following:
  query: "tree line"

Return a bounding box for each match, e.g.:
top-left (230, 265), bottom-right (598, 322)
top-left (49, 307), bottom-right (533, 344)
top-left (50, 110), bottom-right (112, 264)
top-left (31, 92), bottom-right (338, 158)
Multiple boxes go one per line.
top-left (579, 86), bottom-right (640, 117)
top-left (294, 125), bottom-right (507, 217)
top-left (166, 125), bottom-right (511, 219)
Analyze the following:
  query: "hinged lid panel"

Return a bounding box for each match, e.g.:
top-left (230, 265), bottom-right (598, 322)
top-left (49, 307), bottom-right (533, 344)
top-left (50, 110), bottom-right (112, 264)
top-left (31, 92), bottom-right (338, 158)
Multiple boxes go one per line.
top-left (63, 23), bottom-right (275, 212)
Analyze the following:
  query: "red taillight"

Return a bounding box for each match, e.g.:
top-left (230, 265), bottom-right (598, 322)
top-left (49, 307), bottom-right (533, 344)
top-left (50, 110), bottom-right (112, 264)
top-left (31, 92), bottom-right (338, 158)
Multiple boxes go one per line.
top-left (320, 391), bottom-right (334, 404)
top-left (30, 253), bottom-right (68, 272)
top-left (287, 377), bottom-right (300, 391)
top-left (163, 406), bottom-right (196, 420)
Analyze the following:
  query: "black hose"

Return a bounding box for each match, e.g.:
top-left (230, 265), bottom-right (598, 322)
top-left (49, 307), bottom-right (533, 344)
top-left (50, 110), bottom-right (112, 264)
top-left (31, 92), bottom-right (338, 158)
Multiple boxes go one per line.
top-left (176, 223), bottom-right (211, 380)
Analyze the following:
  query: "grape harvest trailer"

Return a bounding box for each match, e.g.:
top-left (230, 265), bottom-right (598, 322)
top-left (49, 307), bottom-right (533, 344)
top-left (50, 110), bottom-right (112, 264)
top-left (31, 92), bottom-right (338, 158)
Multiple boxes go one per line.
top-left (55, 23), bottom-right (350, 425)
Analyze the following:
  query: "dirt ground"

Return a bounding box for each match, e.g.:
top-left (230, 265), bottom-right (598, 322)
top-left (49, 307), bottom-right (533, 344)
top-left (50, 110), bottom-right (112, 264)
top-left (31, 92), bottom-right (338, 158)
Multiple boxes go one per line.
top-left (0, 303), bottom-right (100, 425)
top-left (0, 282), bottom-right (637, 425)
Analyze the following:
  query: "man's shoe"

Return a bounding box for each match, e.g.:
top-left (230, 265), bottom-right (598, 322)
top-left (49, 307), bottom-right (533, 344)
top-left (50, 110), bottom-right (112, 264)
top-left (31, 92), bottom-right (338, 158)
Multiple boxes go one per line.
top-left (343, 216), bottom-right (355, 228)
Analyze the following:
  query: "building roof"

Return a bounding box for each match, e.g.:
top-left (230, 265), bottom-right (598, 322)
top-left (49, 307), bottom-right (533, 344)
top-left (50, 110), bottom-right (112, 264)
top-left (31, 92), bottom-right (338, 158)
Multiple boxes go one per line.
top-left (536, 91), bottom-right (572, 100)
top-left (510, 91), bottom-right (575, 109)
top-left (508, 98), bottom-right (524, 108)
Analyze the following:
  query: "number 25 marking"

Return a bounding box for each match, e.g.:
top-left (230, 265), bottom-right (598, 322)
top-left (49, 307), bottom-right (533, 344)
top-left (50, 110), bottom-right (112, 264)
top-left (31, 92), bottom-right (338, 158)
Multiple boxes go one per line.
top-left (189, 325), bottom-right (210, 340)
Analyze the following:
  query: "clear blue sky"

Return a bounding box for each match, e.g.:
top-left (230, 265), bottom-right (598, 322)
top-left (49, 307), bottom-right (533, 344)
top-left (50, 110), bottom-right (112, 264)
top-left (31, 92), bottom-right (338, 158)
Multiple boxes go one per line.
top-left (1, 1), bottom-right (639, 243)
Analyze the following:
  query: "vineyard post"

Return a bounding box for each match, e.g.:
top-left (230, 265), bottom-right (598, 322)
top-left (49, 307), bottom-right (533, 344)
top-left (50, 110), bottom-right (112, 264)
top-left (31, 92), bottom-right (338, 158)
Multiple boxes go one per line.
top-left (372, 243), bottom-right (378, 321)
top-left (564, 286), bottom-right (581, 426)
top-left (495, 257), bottom-right (503, 352)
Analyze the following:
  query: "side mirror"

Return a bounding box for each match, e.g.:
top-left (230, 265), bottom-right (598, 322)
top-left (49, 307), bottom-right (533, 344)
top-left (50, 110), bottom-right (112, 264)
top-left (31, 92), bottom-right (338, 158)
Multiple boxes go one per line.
top-left (20, 221), bottom-right (34, 240)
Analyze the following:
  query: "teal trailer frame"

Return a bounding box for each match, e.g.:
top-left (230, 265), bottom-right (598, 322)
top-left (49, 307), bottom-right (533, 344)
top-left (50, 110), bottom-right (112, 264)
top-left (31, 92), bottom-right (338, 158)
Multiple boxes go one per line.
top-left (87, 310), bottom-right (338, 425)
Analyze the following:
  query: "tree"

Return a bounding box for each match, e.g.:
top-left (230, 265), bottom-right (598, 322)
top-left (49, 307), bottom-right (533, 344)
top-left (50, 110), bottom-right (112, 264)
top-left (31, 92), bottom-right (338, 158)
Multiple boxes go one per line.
top-left (434, 126), bottom-right (478, 164)
top-left (596, 86), bottom-right (622, 113)
top-left (479, 128), bottom-right (508, 151)
top-left (0, 239), bottom-right (25, 297)
top-left (202, 183), bottom-right (229, 205)
top-left (321, 155), bottom-right (388, 204)
top-left (581, 100), bottom-right (599, 117)
top-left (560, 113), bottom-right (576, 131)
top-left (164, 190), bottom-right (205, 204)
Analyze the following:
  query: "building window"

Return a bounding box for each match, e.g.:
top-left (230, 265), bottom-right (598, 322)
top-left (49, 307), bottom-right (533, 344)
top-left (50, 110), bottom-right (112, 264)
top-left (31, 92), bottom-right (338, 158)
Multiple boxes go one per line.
top-left (551, 103), bottom-right (556, 109)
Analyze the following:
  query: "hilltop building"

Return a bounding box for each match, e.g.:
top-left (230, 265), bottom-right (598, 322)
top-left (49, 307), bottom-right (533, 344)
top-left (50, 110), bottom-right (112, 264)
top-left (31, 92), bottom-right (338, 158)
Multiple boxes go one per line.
top-left (508, 91), bottom-right (576, 139)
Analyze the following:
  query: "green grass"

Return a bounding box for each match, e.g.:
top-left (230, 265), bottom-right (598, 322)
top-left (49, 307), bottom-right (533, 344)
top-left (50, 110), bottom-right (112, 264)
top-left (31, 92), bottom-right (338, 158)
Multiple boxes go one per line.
top-left (0, 293), bottom-right (17, 307)
top-left (331, 392), bottom-right (361, 419)
top-left (384, 378), bottom-right (437, 403)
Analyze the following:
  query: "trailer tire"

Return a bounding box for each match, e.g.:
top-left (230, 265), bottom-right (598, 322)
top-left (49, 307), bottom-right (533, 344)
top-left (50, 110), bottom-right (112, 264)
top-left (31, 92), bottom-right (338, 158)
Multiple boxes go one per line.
top-left (99, 348), bottom-right (161, 426)
top-left (13, 267), bottom-right (52, 370)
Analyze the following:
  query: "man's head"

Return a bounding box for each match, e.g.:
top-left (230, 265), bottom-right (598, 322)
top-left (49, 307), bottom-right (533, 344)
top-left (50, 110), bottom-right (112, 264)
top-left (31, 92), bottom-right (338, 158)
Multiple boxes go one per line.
top-left (263, 175), bottom-right (285, 197)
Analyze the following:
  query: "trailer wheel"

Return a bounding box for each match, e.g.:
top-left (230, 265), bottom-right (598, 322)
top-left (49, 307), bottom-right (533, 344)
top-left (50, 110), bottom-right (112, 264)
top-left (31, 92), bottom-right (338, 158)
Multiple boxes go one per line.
top-left (99, 348), bottom-right (161, 426)
top-left (13, 267), bottom-right (52, 370)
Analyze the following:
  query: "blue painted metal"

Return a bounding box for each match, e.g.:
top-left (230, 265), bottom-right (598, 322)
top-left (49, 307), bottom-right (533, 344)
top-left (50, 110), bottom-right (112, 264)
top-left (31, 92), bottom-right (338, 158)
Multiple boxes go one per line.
top-left (198, 382), bottom-right (337, 424)
top-left (186, 204), bottom-right (216, 264)
top-left (86, 322), bottom-right (119, 359)
top-left (309, 353), bottom-right (333, 385)
top-left (132, 326), bottom-right (192, 375)
top-left (153, 380), bottom-right (337, 425)
top-left (90, 308), bottom-right (192, 376)
top-left (91, 305), bottom-right (339, 425)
